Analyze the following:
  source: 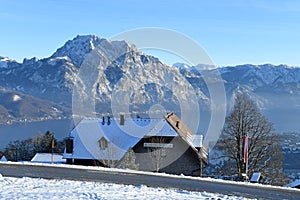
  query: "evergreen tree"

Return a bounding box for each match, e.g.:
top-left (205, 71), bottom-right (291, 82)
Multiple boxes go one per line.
top-left (2, 130), bottom-right (62, 161)
top-left (39, 131), bottom-right (56, 153)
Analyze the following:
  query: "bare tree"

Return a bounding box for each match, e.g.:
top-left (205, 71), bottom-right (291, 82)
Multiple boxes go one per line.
top-left (217, 94), bottom-right (288, 185)
top-left (147, 137), bottom-right (170, 172)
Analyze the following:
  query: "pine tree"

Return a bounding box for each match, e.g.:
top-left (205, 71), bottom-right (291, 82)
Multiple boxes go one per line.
top-left (39, 131), bottom-right (56, 153)
top-left (2, 130), bottom-right (62, 161)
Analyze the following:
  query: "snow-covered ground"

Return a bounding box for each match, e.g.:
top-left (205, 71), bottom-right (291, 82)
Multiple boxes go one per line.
top-left (1, 162), bottom-right (298, 199)
top-left (0, 161), bottom-right (297, 191)
top-left (0, 175), bottom-right (251, 200)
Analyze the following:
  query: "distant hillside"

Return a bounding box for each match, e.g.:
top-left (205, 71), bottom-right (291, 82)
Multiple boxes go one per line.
top-left (0, 88), bottom-right (67, 124)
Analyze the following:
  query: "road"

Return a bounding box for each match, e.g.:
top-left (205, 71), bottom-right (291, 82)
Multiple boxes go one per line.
top-left (0, 163), bottom-right (299, 199)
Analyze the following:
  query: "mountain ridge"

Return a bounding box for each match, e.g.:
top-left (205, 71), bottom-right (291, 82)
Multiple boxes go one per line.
top-left (0, 35), bottom-right (299, 132)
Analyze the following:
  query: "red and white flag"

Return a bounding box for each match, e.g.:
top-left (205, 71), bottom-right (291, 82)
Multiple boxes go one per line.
top-left (243, 134), bottom-right (249, 163)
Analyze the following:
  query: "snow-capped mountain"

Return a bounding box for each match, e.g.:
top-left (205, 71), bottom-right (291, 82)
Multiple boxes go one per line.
top-left (216, 64), bottom-right (300, 109)
top-left (0, 35), bottom-right (300, 132)
top-left (0, 35), bottom-right (206, 125)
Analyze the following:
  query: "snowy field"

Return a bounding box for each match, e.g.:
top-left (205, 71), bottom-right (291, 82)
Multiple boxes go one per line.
top-left (0, 175), bottom-right (252, 200)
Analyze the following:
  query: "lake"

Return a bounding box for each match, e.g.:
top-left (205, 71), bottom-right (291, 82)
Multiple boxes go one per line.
top-left (0, 119), bottom-right (74, 149)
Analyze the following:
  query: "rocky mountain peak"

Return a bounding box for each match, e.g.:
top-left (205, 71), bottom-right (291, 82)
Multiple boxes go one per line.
top-left (50, 35), bottom-right (104, 67)
top-left (23, 57), bottom-right (39, 66)
top-left (0, 56), bottom-right (21, 69)
top-left (51, 35), bottom-right (138, 67)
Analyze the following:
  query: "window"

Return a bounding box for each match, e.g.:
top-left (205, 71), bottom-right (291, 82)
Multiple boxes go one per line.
top-left (98, 137), bottom-right (108, 150)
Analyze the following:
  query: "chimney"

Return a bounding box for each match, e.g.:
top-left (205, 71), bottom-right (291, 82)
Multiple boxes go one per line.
top-left (102, 116), bottom-right (105, 125)
top-left (120, 114), bottom-right (125, 126)
top-left (107, 116), bottom-right (111, 125)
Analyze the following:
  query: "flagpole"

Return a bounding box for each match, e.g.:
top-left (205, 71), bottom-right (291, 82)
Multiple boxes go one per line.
top-left (243, 133), bottom-right (249, 181)
top-left (246, 146), bottom-right (248, 181)
top-left (51, 136), bottom-right (54, 163)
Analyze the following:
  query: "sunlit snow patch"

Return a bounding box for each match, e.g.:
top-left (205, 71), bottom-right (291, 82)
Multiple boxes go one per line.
top-left (12, 94), bottom-right (22, 102)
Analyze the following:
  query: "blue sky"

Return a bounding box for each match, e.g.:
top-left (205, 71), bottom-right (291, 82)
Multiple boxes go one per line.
top-left (0, 0), bottom-right (299, 66)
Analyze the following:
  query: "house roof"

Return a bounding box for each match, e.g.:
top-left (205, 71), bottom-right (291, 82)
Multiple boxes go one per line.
top-left (31, 153), bottom-right (65, 163)
top-left (0, 156), bottom-right (7, 162)
top-left (250, 172), bottom-right (261, 183)
top-left (66, 117), bottom-right (179, 161)
top-left (165, 112), bottom-right (208, 165)
top-left (65, 114), bottom-right (204, 162)
top-left (286, 180), bottom-right (300, 188)
top-left (165, 112), bottom-right (197, 149)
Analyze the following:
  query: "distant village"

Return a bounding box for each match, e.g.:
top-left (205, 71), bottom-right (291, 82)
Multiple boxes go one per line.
top-left (280, 132), bottom-right (300, 153)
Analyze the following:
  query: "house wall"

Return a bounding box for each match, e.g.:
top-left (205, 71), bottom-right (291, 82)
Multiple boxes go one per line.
top-left (73, 159), bottom-right (105, 166)
top-left (133, 136), bottom-right (200, 176)
top-left (160, 147), bottom-right (200, 176)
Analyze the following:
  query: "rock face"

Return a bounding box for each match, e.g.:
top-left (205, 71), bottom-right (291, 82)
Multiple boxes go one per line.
top-left (1, 35), bottom-right (300, 132)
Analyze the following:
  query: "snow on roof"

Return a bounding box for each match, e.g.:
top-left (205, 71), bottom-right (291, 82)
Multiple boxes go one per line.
top-left (67, 119), bottom-right (100, 160)
top-left (286, 180), bottom-right (300, 188)
top-left (0, 156), bottom-right (7, 162)
top-left (31, 153), bottom-right (65, 163)
top-left (67, 117), bottom-right (179, 161)
top-left (191, 135), bottom-right (203, 148)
